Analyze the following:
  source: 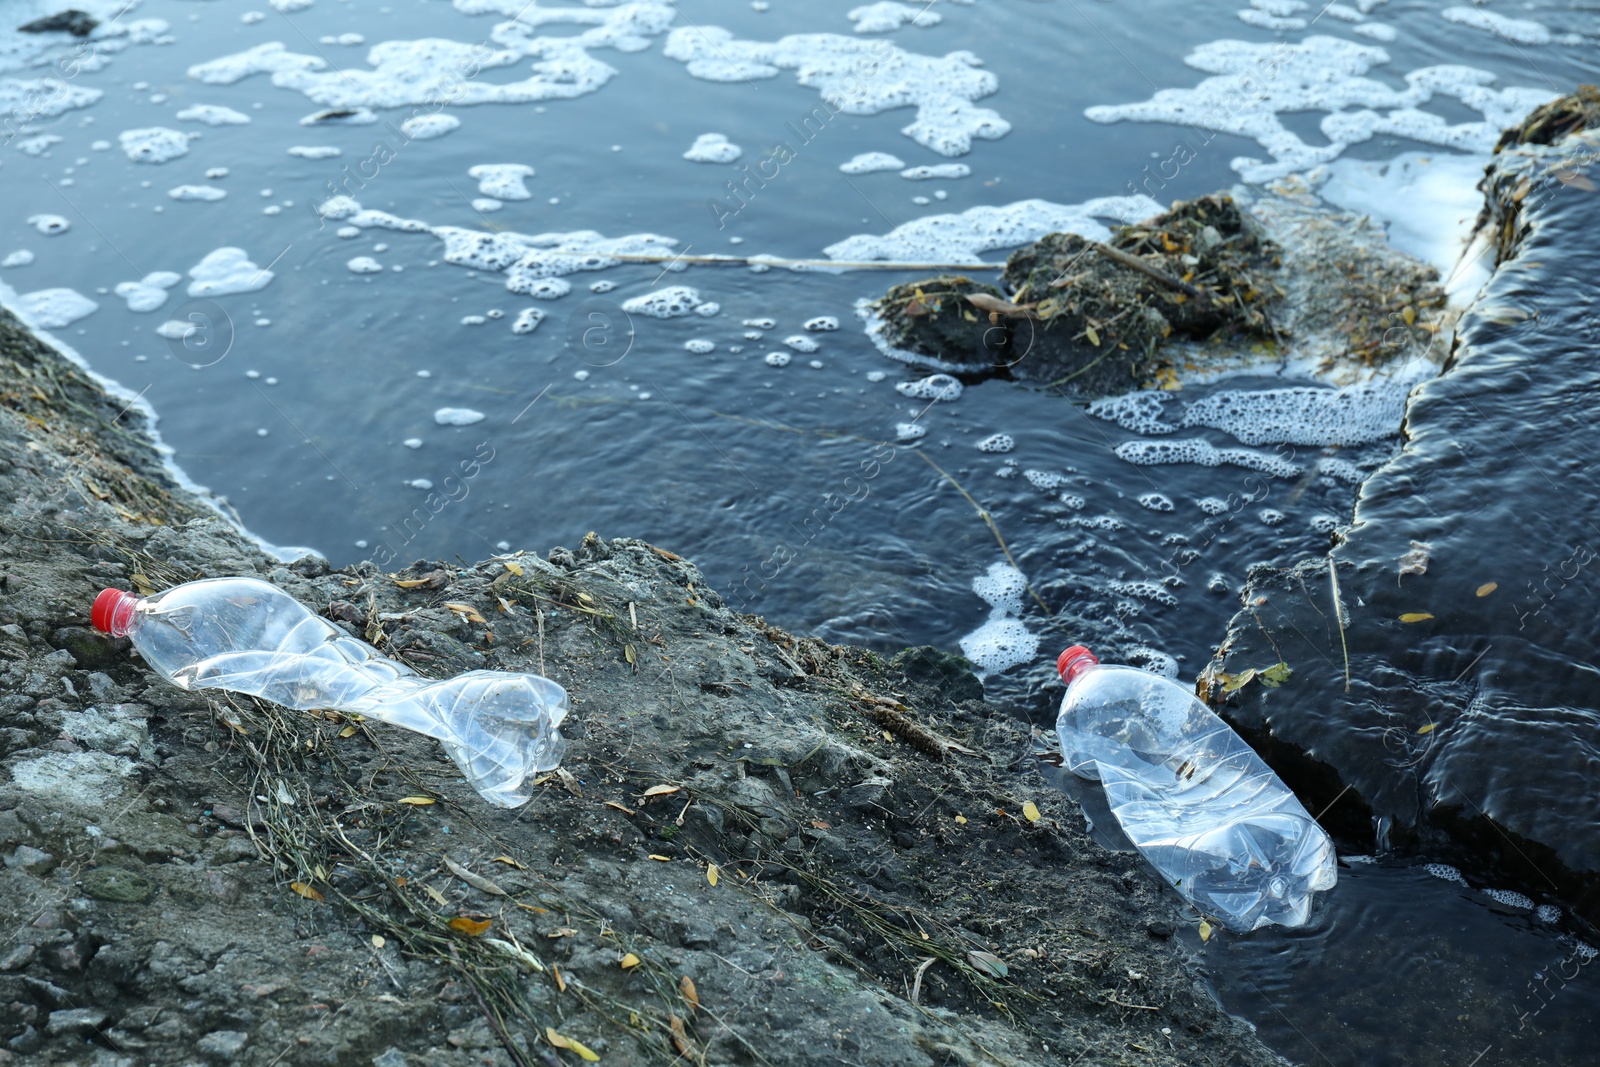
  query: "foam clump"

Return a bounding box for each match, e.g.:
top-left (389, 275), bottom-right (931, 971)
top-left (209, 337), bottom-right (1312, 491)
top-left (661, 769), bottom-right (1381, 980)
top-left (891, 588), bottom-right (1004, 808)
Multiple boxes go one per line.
top-left (434, 407), bottom-right (485, 426)
top-left (119, 127), bottom-right (192, 163)
top-left (1138, 493), bottom-right (1174, 511)
top-left (511, 307), bottom-right (545, 334)
top-left (511, 277), bottom-right (571, 299)
top-left (15, 288), bottom-right (97, 329)
top-left (765, 351), bottom-right (791, 367)
top-left (289, 145), bottom-right (341, 158)
top-left (1197, 497), bottom-right (1229, 515)
top-left (848, 2), bottom-right (941, 33)
top-left (2, 250), bottom-right (34, 267)
top-left (1179, 380), bottom-right (1409, 446)
top-left (783, 334), bottom-right (818, 352)
top-left (1423, 863), bottom-right (1466, 884)
top-left (901, 163), bottom-right (969, 180)
top-left (1482, 887), bottom-right (1534, 909)
top-left (176, 104), bottom-right (250, 126)
top-left (187, 247), bottom-right (275, 297)
top-left (1087, 392), bottom-right (1175, 435)
top-left (188, 42), bottom-right (327, 84)
top-left (401, 113), bottom-right (460, 139)
top-left (840, 152), bottom-right (904, 174)
top-left (621, 286), bottom-right (704, 318)
top-left (959, 561), bottom-right (1037, 674)
top-left (1114, 438), bottom-right (1302, 478)
top-left (894, 421), bottom-right (925, 440)
top-left (664, 27), bottom-right (1010, 156)
top-left (469, 163), bottom-right (535, 200)
top-left (168, 185), bottom-right (226, 201)
top-left (683, 133), bottom-right (741, 163)
top-left (0, 78), bottom-right (101, 128)
top-left (270, 0), bottom-right (314, 11)
top-left (976, 433), bottom-right (1013, 453)
top-left (347, 256), bottom-right (383, 274)
top-left (972, 560), bottom-right (1026, 614)
top-left (896, 373), bottom-right (963, 401)
top-left (114, 271), bottom-right (182, 312)
top-left (1086, 35), bottom-right (1554, 181)
top-left (1024, 470), bottom-right (1067, 490)
top-left (27, 214), bottom-right (70, 236)
top-left (804, 315), bottom-right (840, 331)
top-left (824, 196), bottom-right (1161, 263)
top-left (1441, 7), bottom-right (1551, 45)
top-left (15, 135), bottom-right (60, 156)
top-left (684, 338), bottom-right (715, 354)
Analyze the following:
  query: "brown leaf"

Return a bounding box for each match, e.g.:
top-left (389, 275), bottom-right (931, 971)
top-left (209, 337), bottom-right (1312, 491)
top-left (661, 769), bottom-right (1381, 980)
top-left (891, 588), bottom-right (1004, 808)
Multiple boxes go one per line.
top-left (448, 916), bottom-right (492, 937)
top-left (397, 796), bottom-right (435, 806)
top-left (670, 1014), bottom-right (694, 1057)
top-left (648, 854), bottom-right (672, 863)
top-left (620, 952), bottom-right (641, 969)
top-left (394, 569), bottom-right (449, 590)
top-left (604, 801), bottom-right (637, 816)
top-left (554, 964), bottom-right (567, 992)
top-left (680, 975), bottom-right (700, 1014)
top-left (444, 602), bottom-right (487, 624)
top-left (492, 855), bottom-right (526, 869)
top-left (548, 927), bottom-right (578, 939)
top-left (1476, 582), bottom-right (1498, 597)
top-left (289, 881), bottom-right (324, 902)
top-left (641, 784), bottom-right (681, 798)
top-left (503, 560), bottom-right (524, 576)
top-left (443, 856), bottom-right (507, 896)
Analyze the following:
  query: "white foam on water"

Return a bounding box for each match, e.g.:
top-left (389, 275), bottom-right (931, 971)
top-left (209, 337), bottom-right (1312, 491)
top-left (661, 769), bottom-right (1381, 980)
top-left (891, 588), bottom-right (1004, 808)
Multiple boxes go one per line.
top-left (743, 318), bottom-right (776, 329)
top-left (783, 334), bottom-right (818, 352)
top-left (176, 104), bottom-right (251, 126)
top-left (1316, 150), bottom-right (1494, 302)
top-left (155, 319), bottom-right (197, 340)
top-left (469, 163), bottom-right (535, 200)
top-left (187, 247), bottom-right (274, 297)
top-left (114, 271), bottom-right (181, 313)
top-left (1237, 10), bottom-right (1305, 32)
top-left (404, 437), bottom-right (423, 449)
top-left (27, 214), bottom-right (69, 235)
top-left (168, 184), bottom-right (227, 201)
top-left (461, 315), bottom-right (486, 325)
top-left (119, 127), bottom-right (192, 163)
top-left (976, 433), bottom-right (1013, 453)
top-left (805, 316), bottom-right (840, 331)
top-left (849, 2), bottom-right (941, 33)
top-left (1179, 378), bottom-right (1413, 446)
top-left (1482, 887), bottom-right (1535, 909)
top-left (664, 26), bottom-right (1010, 156)
top-left (1441, 7), bottom-right (1551, 46)
top-left (0, 78), bottom-right (101, 127)
top-left (1536, 904), bottom-right (1561, 923)
top-left (206, 167), bottom-right (230, 179)
top-left (1197, 497), bottom-right (1229, 515)
top-left (894, 421), bottom-right (925, 440)
top-left (16, 134), bottom-right (62, 156)
top-left (321, 32), bottom-right (365, 46)
top-left (347, 256), bottom-right (383, 274)
top-left (1138, 492), bottom-right (1175, 511)
top-left (1087, 392), bottom-right (1176, 435)
top-left (270, 0), bottom-right (315, 12)
top-left (1115, 438), bottom-right (1302, 478)
top-left (896, 373), bottom-right (963, 401)
top-left (825, 196), bottom-right (1162, 263)
top-left (1, 250), bottom-right (33, 268)
top-left (511, 308), bottom-right (546, 334)
top-left (1259, 508), bottom-right (1285, 525)
top-left (684, 338), bottom-right (715, 353)
top-left (959, 561), bottom-right (1038, 674)
top-left (189, 42), bottom-right (328, 85)
top-left (621, 285), bottom-right (703, 318)
top-left (1351, 23), bottom-right (1397, 42)
top-left (472, 198), bottom-right (503, 213)
top-left (901, 163), bottom-right (969, 180)
top-left (1423, 863), bottom-right (1466, 884)
top-left (765, 351), bottom-right (791, 367)
top-left (288, 145), bottom-right (341, 158)
top-left (401, 113), bottom-right (460, 139)
top-left (14, 288), bottom-right (97, 329)
top-left (1085, 36), bottom-right (1555, 182)
top-left (683, 133), bottom-right (741, 163)
top-left (840, 152), bottom-right (905, 174)
top-left (434, 407), bottom-right (485, 426)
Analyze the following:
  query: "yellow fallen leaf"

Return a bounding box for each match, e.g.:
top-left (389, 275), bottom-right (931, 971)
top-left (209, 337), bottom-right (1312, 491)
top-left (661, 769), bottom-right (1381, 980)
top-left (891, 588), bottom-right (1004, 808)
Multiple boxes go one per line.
top-left (398, 796), bottom-right (435, 806)
top-left (289, 881), bottom-right (324, 902)
top-left (641, 784), bottom-right (680, 798)
top-left (1402, 305), bottom-right (1416, 325)
top-left (338, 724), bottom-right (358, 738)
top-left (1085, 324), bottom-right (1100, 346)
top-left (371, 934), bottom-right (385, 949)
top-left (625, 643), bottom-right (637, 665)
top-left (620, 952), bottom-right (641, 969)
top-left (504, 560), bottom-right (523, 576)
top-left (706, 864), bottom-right (719, 887)
top-left (493, 855), bottom-right (525, 869)
top-left (1476, 582), bottom-right (1498, 597)
top-left (1417, 723), bottom-right (1437, 735)
top-left (954, 814), bottom-right (967, 825)
top-left (444, 602), bottom-right (487, 624)
top-left (1399, 613), bottom-right (1435, 623)
top-left (670, 1014), bottom-right (693, 1057)
top-left (604, 801), bottom-right (637, 815)
top-left (1198, 919), bottom-right (1213, 942)
top-left (554, 964), bottom-right (567, 992)
top-left (1022, 801), bottom-right (1041, 823)
top-left (449, 916), bottom-right (492, 937)
top-left (567, 1038), bottom-right (600, 1062)
top-left (882, 729), bottom-right (894, 742)
top-left (648, 854), bottom-right (672, 862)
top-left (680, 975), bottom-right (699, 1014)
top-left (423, 885), bottom-right (448, 907)
top-left (393, 577), bottom-right (434, 589)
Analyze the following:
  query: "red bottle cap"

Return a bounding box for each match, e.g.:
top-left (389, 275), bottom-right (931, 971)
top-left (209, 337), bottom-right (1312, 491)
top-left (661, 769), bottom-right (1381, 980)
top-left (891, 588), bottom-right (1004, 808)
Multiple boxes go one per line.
top-left (1057, 645), bottom-right (1100, 685)
top-left (91, 588), bottom-right (138, 637)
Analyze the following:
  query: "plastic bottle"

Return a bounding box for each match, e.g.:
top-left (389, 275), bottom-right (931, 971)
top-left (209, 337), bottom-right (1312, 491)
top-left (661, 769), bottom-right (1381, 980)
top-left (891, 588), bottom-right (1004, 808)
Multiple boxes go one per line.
top-left (91, 577), bottom-right (568, 808)
top-left (1055, 645), bottom-right (1336, 932)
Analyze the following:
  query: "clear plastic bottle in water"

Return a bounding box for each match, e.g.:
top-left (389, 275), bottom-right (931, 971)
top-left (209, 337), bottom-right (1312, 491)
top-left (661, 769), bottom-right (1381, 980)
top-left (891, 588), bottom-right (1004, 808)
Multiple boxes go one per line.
top-left (1055, 645), bottom-right (1336, 932)
top-left (91, 577), bottom-right (568, 808)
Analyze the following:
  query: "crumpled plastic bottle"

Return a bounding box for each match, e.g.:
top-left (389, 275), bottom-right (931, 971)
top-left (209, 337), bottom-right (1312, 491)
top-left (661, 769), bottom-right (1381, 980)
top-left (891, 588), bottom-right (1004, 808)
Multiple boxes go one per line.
top-left (1055, 645), bottom-right (1336, 931)
top-left (91, 577), bottom-right (567, 808)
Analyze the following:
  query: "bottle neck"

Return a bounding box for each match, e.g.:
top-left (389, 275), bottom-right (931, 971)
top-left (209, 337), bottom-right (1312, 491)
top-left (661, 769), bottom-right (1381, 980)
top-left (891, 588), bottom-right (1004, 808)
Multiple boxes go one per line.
top-left (1057, 646), bottom-right (1100, 685)
top-left (91, 589), bottom-right (140, 638)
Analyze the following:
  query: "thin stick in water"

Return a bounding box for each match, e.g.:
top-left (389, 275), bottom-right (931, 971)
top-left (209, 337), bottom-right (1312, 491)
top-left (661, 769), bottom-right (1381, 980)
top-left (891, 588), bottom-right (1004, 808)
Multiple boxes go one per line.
top-left (918, 451), bottom-right (1050, 616)
top-left (1329, 558), bottom-right (1350, 693)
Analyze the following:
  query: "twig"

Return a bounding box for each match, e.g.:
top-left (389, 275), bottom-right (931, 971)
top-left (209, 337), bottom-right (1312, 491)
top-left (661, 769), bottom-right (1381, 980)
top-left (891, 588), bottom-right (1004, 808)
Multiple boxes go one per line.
top-left (911, 957), bottom-right (938, 1006)
top-left (605, 252), bottom-right (1002, 272)
top-left (917, 451), bottom-right (1050, 615)
top-left (1081, 242), bottom-right (1208, 300)
top-left (1329, 558), bottom-right (1351, 693)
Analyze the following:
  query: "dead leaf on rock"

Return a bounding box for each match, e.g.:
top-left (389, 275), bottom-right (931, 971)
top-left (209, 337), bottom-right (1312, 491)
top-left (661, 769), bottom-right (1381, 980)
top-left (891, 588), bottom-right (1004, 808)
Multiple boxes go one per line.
top-left (448, 916), bottom-right (491, 937)
top-left (444, 856), bottom-right (507, 896)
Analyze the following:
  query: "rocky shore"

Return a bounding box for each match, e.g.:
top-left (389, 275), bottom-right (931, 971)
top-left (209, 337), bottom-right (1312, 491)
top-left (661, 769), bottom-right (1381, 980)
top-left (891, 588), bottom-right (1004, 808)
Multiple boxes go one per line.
top-left (0, 313), bottom-right (1286, 1064)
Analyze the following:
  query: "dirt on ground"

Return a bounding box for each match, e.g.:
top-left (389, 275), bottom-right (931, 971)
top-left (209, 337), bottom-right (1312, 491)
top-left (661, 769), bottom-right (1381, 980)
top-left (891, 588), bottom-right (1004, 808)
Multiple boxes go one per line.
top-left (0, 309), bottom-right (1287, 1066)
